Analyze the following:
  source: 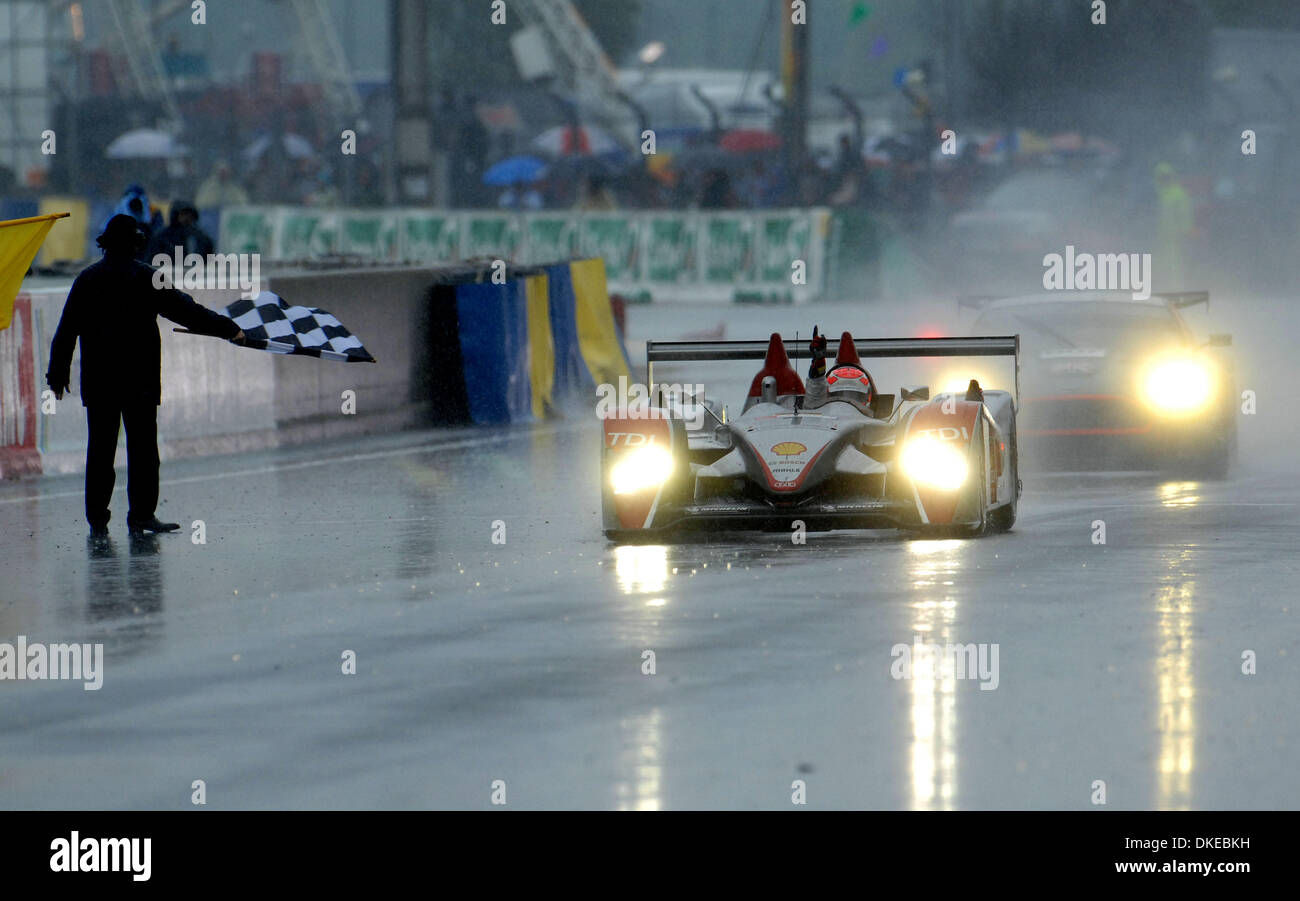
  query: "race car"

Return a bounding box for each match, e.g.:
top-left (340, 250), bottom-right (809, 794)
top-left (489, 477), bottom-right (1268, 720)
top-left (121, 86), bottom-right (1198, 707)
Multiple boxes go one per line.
top-left (600, 331), bottom-right (1021, 540)
top-left (965, 291), bottom-right (1235, 477)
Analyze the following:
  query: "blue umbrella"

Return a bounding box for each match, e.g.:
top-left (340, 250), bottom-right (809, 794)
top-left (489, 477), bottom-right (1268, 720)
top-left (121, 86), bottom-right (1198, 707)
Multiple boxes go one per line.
top-left (483, 155), bottom-right (549, 186)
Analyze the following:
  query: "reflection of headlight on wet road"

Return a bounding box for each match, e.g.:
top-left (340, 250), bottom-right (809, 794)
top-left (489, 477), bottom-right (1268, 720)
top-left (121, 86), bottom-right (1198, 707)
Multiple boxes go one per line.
top-left (1141, 356), bottom-right (1214, 416)
top-left (610, 446), bottom-right (674, 495)
top-left (901, 436), bottom-right (968, 491)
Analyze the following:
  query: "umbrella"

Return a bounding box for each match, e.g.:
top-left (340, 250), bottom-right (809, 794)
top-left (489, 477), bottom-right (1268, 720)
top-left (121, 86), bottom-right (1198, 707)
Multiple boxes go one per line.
top-left (673, 143), bottom-right (741, 172)
top-left (532, 125), bottom-right (620, 157)
top-left (105, 128), bottom-right (188, 159)
top-left (482, 155), bottom-right (549, 186)
top-left (1049, 131), bottom-right (1085, 152)
top-left (242, 133), bottom-right (315, 161)
top-left (718, 129), bottom-right (781, 154)
top-left (645, 152), bottom-right (678, 185)
top-left (864, 134), bottom-right (924, 165)
top-left (1013, 128), bottom-right (1051, 156)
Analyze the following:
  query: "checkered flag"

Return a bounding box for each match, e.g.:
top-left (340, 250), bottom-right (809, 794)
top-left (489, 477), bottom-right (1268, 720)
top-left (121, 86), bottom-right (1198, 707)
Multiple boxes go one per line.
top-left (223, 291), bottom-right (375, 362)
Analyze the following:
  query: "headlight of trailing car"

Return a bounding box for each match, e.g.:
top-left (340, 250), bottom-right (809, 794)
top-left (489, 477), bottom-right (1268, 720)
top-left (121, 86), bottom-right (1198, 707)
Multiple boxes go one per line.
top-left (937, 370), bottom-right (995, 395)
top-left (1140, 354), bottom-right (1215, 417)
top-left (900, 436), bottom-right (968, 491)
top-left (610, 445), bottom-right (674, 495)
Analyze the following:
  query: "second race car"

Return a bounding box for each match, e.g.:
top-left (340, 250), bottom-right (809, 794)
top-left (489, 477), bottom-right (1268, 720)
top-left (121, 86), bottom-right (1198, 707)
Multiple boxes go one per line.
top-left (965, 290), bottom-right (1236, 476)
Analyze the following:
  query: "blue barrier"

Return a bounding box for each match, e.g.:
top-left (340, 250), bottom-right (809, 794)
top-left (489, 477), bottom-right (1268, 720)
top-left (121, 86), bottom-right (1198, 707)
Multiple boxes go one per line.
top-left (544, 263), bottom-right (592, 398)
top-left (454, 279), bottom-right (533, 425)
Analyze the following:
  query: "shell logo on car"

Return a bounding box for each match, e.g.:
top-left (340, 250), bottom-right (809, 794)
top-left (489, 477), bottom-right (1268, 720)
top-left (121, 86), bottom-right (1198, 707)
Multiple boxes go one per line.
top-left (770, 441), bottom-right (807, 456)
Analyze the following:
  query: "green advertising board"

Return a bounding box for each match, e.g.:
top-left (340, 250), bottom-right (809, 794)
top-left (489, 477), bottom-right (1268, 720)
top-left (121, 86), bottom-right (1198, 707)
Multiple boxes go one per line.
top-left (643, 215), bottom-right (697, 284)
top-left (218, 207), bottom-right (273, 255)
top-left (400, 214), bottom-right (461, 263)
top-left (578, 215), bottom-right (640, 282)
top-left (277, 210), bottom-right (339, 259)
top-left (701, 215), bottom-right (754, 284)
top-left (217, 207), bottom-right (830, 302)
top-left (338, 213), bottom-right (398, 259)
top-left (522, 215), bottom-right (578, 265)
top-left (461, 214), bottom-right (521, 261)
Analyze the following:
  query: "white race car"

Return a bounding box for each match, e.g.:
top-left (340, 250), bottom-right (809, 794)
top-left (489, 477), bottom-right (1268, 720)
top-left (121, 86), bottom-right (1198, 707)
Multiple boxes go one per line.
top-left (601, 331), bottom-right (1022, 540)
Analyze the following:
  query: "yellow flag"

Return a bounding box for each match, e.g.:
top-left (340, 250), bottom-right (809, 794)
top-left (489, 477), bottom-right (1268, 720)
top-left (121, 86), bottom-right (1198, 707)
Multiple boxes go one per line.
top-left (0, 213), bottom-right (67, 331)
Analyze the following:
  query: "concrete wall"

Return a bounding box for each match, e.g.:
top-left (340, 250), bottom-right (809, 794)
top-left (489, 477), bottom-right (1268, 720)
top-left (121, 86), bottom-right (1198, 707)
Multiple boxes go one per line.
top-left (11, 266), bottom-right (436, 476)
top-left (3, 261), bottom-right (621, 478)
top-left (266, 268), bottom-right (434, 444)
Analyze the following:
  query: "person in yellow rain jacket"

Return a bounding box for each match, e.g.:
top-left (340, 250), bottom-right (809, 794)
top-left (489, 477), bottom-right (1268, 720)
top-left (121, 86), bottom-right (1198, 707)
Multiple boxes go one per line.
top-left (1154, 162), bottom-right (1193, 290)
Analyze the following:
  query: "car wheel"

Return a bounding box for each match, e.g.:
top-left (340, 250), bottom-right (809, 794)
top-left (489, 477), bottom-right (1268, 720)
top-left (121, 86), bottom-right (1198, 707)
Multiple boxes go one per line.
top-left (987, 431), bottom-right (1018, 533)
top-left (917, 441), bottom-right (989, 539)
top-left (988, 499), bottom-right (1017, 532)
top-left (960, 470), bottom-right (990, 537)
top-left (605, 529), bottom-right (663, 544)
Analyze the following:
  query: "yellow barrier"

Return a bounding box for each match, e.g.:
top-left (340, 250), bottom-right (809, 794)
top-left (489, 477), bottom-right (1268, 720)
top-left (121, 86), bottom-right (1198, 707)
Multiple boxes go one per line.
top-left (36, 196), bottom-right (88, 263)
top-left (570, 258), bottom-right (629, 387)
top-left (525, 272), bottom-right (554, 419)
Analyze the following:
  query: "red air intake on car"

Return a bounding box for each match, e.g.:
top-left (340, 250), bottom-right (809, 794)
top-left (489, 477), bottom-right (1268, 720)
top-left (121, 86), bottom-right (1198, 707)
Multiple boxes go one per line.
top-left (835, 331), bottom-right (863, 368)
top-left (748, 333), bottom-right (805, 397)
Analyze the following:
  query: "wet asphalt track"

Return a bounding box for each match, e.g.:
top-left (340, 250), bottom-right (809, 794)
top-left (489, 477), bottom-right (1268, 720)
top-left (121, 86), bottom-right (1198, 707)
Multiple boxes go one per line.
top-left (1, 418), bottom-right (1298, 810)
top-left (2, 298), bottom-right (1298, 810)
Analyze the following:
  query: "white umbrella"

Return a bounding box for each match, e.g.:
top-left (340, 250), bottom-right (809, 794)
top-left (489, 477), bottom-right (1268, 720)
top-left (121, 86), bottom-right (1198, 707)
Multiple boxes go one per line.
top-left (106, 128), bottom-right (189, 159)
top-left (242, 133), bottom-right (316, 161)
top-left (531, 125), bottom-right (620, 157)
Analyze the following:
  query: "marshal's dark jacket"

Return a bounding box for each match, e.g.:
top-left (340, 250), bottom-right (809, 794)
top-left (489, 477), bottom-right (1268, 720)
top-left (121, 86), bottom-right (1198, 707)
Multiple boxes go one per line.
top-left (47, 254), bottom-right (240, 407)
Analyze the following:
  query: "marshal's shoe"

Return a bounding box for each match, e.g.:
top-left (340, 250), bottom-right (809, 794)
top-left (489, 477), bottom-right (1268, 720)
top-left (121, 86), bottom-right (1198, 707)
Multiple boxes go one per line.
top-left (127, 517), bottom-right (181, 535)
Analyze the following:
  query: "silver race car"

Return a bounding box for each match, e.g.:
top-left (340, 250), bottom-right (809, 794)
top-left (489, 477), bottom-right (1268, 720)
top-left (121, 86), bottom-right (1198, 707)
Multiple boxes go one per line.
top-left (600, 331), bottom-right (1021, 540)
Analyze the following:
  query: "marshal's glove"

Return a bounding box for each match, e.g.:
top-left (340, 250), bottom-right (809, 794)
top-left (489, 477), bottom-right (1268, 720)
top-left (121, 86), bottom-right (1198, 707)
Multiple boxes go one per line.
top-left (46, 371), bottom-right (69, 401)
top-left (807, 326), bottom-right (827, 380)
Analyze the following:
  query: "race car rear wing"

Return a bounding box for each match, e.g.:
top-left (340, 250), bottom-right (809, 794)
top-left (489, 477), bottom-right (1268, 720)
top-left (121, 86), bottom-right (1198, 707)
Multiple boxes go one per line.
top-left (959, 290), bottom-right (1210, 311)
top-left (1155, 290), bottom-right (1209, 309)
top-left (647, 335), bottom-right (1021, 401)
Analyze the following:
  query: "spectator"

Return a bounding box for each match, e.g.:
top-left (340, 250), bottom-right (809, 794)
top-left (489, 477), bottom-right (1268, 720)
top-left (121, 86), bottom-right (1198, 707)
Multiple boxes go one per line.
top-left (305, 167), bottom-right (341, 207)
top-left (352, 160), bottom-right (385, 207)
top-left (104, 184), bottom-right (161, 262)
top-left (1154, 162), bottom-right (1193, 290)
top-left (195, 161), bottom-right (250, 208)
top-left (453, 95), bottom-right (490, 206)
top-left (147, 201), bottom-right (215, 260)
top-left (499, 181), bottom-right (543, 210)
top-left (574, 174), bottom-right (618, 211)
top-left (698, 169), bottom-right (737, 210)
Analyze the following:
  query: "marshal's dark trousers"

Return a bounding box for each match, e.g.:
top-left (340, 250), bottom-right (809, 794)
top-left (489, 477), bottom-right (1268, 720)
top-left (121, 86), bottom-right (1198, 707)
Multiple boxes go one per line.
top-left (84, 403), bottom-right (160, 529)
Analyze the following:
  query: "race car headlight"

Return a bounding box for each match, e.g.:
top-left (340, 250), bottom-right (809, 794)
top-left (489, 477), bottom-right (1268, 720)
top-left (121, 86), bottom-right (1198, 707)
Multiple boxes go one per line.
top-left (610, 445), bottom-right (674, 495)
top-left (901, 436), bottom-right (968, 492)
top-left (1141, 355), bottom-right (1215, 416)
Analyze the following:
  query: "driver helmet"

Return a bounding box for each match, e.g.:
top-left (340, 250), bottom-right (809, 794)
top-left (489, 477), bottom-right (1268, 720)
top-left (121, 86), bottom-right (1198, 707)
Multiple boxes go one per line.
top-left (825, 364), bottom-right (875, 412)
